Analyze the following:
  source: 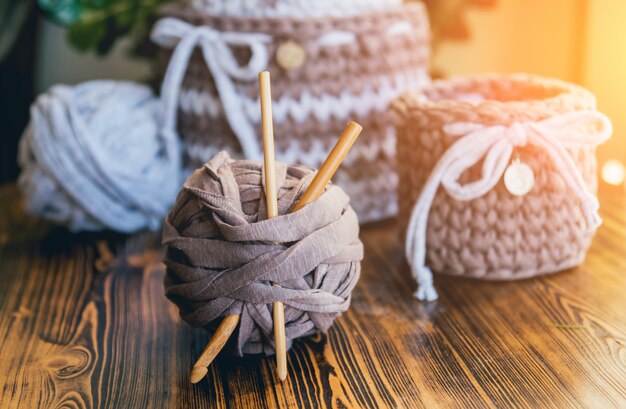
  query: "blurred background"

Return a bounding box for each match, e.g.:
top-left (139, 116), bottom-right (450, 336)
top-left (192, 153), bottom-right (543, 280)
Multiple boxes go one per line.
top-left (1, 0), bottom-right (625, 186)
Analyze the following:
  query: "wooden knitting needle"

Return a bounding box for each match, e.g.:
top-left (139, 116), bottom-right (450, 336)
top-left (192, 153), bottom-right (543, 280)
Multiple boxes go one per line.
top-left (259, 71), bottom-right (288, 382)
top-left (190, 71), bottom-right (286, 384)
top-left (189, 118), bottom-right (363, 384)
top-left (267, 119), bottom-right (362, 380)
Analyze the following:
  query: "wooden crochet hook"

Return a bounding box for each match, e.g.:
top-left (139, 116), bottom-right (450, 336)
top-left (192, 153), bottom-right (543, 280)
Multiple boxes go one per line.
top-left (292, 121), bottom-right (362, 212)
top-left (259, 71), bottom-right (288, 382)
top-left (189, 119), bottom-right (363, 384)
top-left (190, 315), bottom-right (240, 383)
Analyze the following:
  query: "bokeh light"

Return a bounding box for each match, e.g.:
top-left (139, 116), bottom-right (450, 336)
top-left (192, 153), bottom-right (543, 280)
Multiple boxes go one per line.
top-left (601, 159), bottom-right (626, 186)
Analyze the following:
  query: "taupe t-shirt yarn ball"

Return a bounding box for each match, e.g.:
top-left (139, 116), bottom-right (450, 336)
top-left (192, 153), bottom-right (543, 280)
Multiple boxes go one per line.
top-left (162, 152), bottom-right (363, 356)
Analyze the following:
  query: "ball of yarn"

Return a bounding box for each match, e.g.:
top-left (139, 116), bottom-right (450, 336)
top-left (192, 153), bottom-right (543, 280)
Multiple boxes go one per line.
top-left (18, 80), bottom-right (181, 233)
top-left (162, 152), bottom-right (363, 356)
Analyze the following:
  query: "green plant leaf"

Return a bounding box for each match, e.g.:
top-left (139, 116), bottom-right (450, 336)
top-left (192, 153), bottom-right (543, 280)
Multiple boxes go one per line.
top-left (38, 0), bottom-right (82, 25)
top-left (45, 0), bottom-right (170, 54)
top-left (66, 18), bottom-right (106, 52)
top-left (114, 7), bottom-right (134, 28)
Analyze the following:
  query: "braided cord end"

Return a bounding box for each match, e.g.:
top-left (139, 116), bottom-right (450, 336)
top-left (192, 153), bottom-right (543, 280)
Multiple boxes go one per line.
top-left (413, 266), bottom-right (438, 302)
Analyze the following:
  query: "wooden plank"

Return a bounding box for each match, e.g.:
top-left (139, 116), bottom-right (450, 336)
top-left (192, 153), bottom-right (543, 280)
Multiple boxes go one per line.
top-left (0, 184), bottom-right (625, 408)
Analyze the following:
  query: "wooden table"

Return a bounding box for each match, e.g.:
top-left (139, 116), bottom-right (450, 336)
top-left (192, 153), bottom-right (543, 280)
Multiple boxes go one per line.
top-left (1, 184), bottom-right (625, 408)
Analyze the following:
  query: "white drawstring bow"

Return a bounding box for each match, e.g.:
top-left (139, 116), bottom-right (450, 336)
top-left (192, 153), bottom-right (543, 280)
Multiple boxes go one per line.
top-left (151, 17), bottom-right (272, 160)
top-left (406, 110), bottom-right (612, 301)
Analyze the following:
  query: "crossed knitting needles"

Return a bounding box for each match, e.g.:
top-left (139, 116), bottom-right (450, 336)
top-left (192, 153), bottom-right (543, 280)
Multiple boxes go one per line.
top-left (190, 71), bottom-right (362, 384)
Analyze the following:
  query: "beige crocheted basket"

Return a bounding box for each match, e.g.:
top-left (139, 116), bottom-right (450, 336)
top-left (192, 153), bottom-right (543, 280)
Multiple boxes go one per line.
top-left (392, 74), bottom-right (611, 299)
top-left (151, 2), bottom-right (430, 223)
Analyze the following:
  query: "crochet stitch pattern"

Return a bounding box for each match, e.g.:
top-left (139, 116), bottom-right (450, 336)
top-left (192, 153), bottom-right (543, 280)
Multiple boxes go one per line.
top-left (153, 2), bottom-right (430, 222)
top-left (393, 74), bottom-right (611, 300)
top-left (187, 0), bottom-right (403, 18)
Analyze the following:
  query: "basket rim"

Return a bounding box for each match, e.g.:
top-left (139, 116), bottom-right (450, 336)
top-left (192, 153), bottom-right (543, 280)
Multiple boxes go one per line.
top-left (393, 73), bottom-right (598, 124)
top-left (158, 2), bottom-right (427, 28)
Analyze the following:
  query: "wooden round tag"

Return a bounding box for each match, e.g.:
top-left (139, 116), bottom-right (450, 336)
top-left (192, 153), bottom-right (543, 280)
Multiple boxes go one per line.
top-left (276, 40), bottom-right (306, 71)
top-left (504, 159), bottom-right (535, 197)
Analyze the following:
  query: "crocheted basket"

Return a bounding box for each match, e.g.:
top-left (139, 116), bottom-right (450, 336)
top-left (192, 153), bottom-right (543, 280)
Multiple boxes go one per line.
top-left (151, 1), bottom-right (430, 223)
top-left (392, 74), bottom-right (612, 301)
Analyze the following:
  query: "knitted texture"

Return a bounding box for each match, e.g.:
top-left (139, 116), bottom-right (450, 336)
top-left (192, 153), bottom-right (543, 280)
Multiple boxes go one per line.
top-left (152, 2), bottom-right (430, 223)
top-left (393, 74), bottom-right (611, 292)
top-left (162, 152), bottom-right (363, 356)
top-left (18, 81), bottom-right (181, 233)
top-left (186, 0), bottom-right (403, 17)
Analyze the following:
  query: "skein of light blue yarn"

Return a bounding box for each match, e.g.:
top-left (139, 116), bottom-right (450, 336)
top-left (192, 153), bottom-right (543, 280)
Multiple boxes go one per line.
top-left (18, 80), bottom-right (181, 233)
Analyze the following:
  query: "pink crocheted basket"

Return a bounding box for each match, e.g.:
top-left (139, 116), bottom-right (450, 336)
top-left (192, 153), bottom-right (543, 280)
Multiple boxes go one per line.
top-left (392, 74), bottom-right (612, 300)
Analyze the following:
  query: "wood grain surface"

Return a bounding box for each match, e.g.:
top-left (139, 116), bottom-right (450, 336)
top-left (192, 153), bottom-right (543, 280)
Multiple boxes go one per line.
top-left (0, 184), bottom-right (625, 408)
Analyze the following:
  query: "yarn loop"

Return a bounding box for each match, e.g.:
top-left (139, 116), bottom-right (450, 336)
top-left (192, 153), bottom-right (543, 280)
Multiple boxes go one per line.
top-left (152, 17), bottom-right (271, 160)
top-left (162, 152), bottom-right (363, 356)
